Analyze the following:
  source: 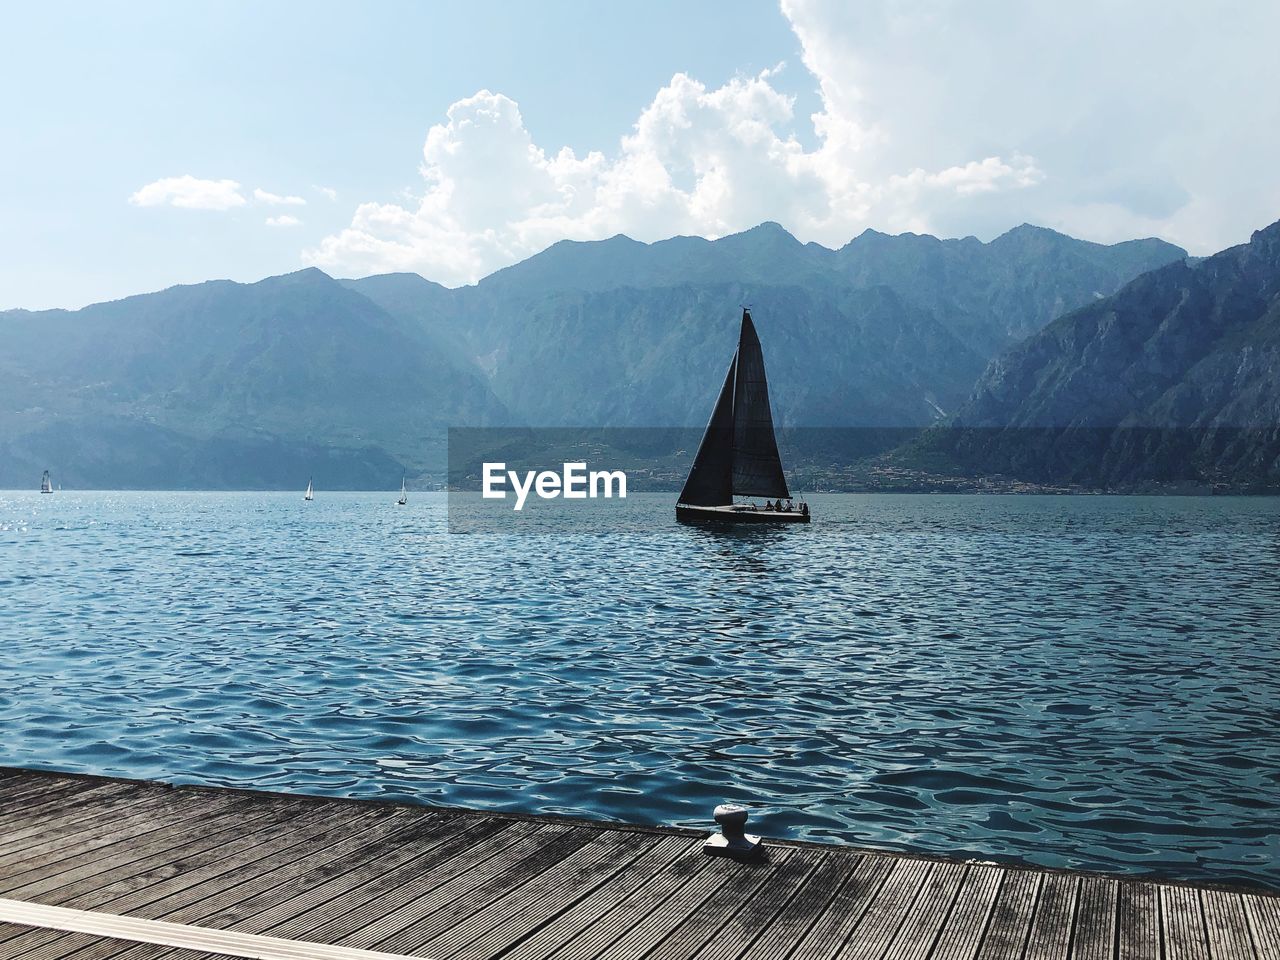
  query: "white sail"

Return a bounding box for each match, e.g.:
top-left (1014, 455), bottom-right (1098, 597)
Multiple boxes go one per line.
top-left (304, 478), bottom-right (314, 501)
top-left (40, 470), bottom-right (53, 494)
top-left (398, 476), bottom-right (407, 505)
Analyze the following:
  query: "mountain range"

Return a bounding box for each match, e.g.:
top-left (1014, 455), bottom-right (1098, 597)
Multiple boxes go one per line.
top-left (0, 220), bottom-right (1207, 489)
top-left (911, 219), bottom-right (1280, 490)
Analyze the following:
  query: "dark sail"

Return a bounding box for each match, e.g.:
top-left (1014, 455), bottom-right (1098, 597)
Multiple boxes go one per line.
top-left (731, 311), bottom-right (791, 499)
top-left (679, 308), bottom-right (792, 506)
top-left (678, 355), bottom-right (736, 506)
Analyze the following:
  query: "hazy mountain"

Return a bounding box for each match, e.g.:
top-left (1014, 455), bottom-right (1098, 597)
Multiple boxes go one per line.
top-left (0, 268), bottom-right (506, 488)
top-left (2, 223), bottom-right (1187, 488)
top-left (833, 223), bottom-right (1191, 353)
top-left (914, 219), bottom-right (1280, 489)
top-left (349, 222), bottom-right (1185, 429)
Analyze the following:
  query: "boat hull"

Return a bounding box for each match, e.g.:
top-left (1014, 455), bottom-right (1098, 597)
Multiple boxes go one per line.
top-left (676, 503), bottom-right (810, 524)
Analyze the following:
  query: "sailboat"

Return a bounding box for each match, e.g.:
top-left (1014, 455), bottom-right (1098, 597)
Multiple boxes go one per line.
top-left (676, 308), bottom-right (809, 524)
top-left (397, 476), bottom-right (407, 506)
top-left (40, 470), bottom-right (53, 494)
top-left (304, 477), bottom-right (314, 501)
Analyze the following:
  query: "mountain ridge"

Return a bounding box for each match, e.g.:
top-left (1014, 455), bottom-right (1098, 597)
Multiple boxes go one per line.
top-left (1, 221), bottom-right (1192, 488)
top-left (909, 218), bottom-right (1280, 489)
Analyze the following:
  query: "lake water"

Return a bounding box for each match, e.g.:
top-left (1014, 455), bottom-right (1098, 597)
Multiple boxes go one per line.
top-left (2, 491), bottom-right (1278, 890)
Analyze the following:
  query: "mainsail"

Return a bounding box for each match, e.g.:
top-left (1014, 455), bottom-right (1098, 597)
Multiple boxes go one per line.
top-left (679, 357), bottom-right (737, 506)
top-left (678, 309), bottom-right (791, 506)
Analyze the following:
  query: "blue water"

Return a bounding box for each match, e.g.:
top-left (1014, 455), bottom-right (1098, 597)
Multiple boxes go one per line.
top-left (2, 491), bottom-right (1278, 890)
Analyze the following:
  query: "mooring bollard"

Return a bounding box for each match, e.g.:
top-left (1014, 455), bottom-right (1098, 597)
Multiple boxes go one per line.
top-left (703, 802), bottom-right (763, 857)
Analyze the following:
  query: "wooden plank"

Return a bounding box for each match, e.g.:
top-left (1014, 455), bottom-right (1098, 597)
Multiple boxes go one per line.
top-left (977, 868), bottom-right (1042, 960)
top-left (882, 861), bottom-right (969, 960)
top-left (236, 817), bottom-right (513, 952)
top-left (1117, 884), bottom-right (1161, 960)
top-left (597, 849), bottom-right (805, 960)
top-left (0, 896), bottom-right (433, 960)
top-left (178, 813), bottom-right (514, 949)
top-left (0, 920), bottom-right (212, 960)
top-left (0, 807), bottom-right (362, 959)
top-left (0, 770), bottom-right (35, 790)
top-left (0, 772), bottom-right (96, 806)
top-left (5, 807), bottom-right (414, 960)
top-left (734, 854), bottom-right (856, 960)
top-left (498, 833), bottom-right (695, 960)
top-left (648, 850), bottom-right (819, 960)
top-left (0, 777), bottom-right (160, 818)
top-left (0, 780), bottom-right (131, 826)
top-left (931, 865), bottom-right (1005, 960)
top-left (1024, 874), bottom-right (1080, 960)
top-left (540, 847), bottom-right (719, 960)
top-left (787, 853), bottom-right (896, 960)
top-left (320, 822), bottom-right (578, 953)
top-left (687, 853), bottom-right (830, 960)
top-left (366, 825), bottom-right (600, 954)
top-left (1, 795), bottom-right (292, 904)
top-left (423, 829), bottom-right (660, 960)
top-left (1162, 886), bottom-right (1210, 960)
top-left (236, 818), bottom-right (550, 955)
top-left (79, 810), bottom-right (430, 960)
top-left (833, 857), bottom-right (933, 960)
top-left (0, 919), bottom-right (227, 960)
top-left (1200, 890), bottom-right (1257, 960)
top-left (0, 783), bottom-right (151, 851)
top-left (0, 806), bottom-right (345, 958)
top-left (1243, 893), bottom-right (1280, 960)
top-left (0, 790), bottom-right (233, 881)
top-left (0, 773), bottom-right (129, 806)
top-left (1070, 877), bottom-right (1118, 960)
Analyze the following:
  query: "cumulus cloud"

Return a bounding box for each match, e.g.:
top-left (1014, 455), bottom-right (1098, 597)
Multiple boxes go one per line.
top-left (254, 188), bottom-right (306, 206)
top-left (129, 175), bottom-right (246, 211)
top-left (265, 215), bottom-right (301, 227)
top-left (306, 0), bottom-right (1280, 282)
top-left (779, 0), bottom-right (1280, 254)
top-left (306, 69), bottom-right (1037, 285)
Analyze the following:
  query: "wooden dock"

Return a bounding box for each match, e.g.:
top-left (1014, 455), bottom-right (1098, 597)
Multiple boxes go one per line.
top-left (0, 768), bottom-right (1275, 960)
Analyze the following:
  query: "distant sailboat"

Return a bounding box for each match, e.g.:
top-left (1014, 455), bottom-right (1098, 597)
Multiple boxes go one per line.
top-left (397, 476), bottom-right (407, 506)
top-left (304, 477), bottom-right (314, 501)
top-left (40, 470), bottom-right (53, 494)
top-left (676, 308), bottom-right (809, 524)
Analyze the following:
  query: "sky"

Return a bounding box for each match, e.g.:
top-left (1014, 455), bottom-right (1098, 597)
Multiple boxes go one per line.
top-left (3, 0), bottom-right (1279, 310)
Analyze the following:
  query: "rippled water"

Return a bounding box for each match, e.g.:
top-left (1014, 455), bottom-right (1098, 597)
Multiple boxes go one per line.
top-left (2, 491), bottom-right (1278, 890)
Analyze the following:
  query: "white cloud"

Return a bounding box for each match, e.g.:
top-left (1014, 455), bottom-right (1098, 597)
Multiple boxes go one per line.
top-left (306, 0), bottom-right (1280, 281)
top-left (254, 188), bottom-right (306, 206)
top-left (306, 71), bottom-right (1037, 285)
top-left (314, 186), bottom-right (338, 201)
top-left (265, 215), bottom-right (301, 227)
top-left (129, 175), bottom-right (246, 211)
top-left (779, 0), bottom-right (1280, 254)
